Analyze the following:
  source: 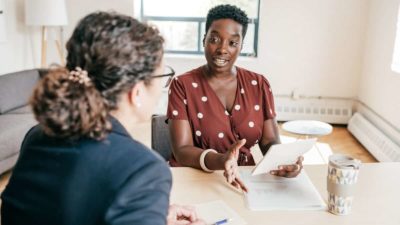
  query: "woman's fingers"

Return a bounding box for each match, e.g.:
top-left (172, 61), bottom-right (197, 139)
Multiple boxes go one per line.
top-left (223, 166), bottom-right (248, 192)
top-left (234, 176), bottom-right (248, 193)
top-left (270, 162), bottom-right (303, 178)
top-left (279, 164), bottom-right (300, 172)
top-left (224, 170), bottom-right (235, 183)
top-left (175, 205), bottom-right (198, 222)
top-left (297, 156), bottom-right (304, 164)
top-left (232, 139), bottom-right (246, 150)
top-left (224, 141), bottom-right (249, 192)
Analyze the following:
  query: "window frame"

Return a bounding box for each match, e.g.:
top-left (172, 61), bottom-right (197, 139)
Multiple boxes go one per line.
top-left (136, 0), bottom-right (261, 57)
top-left (392, 6), bottom-right (400, 73)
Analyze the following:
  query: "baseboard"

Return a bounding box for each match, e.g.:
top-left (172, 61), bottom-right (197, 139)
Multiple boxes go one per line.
top-left (275, 96), bottom-right (353, 124)
top-left (348, 108), bottom-right (400, 162)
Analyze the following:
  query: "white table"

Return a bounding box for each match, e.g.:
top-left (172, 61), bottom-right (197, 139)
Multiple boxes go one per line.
top-left (170, 163), bottom-right (400, 225)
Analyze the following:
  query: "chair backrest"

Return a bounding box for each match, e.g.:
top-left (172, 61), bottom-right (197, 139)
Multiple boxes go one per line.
top-left (151, 114), bottom-right (172, 161)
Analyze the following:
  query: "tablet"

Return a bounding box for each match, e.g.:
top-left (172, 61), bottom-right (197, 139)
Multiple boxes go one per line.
top-left (251, 139), bottom-right (317, 176)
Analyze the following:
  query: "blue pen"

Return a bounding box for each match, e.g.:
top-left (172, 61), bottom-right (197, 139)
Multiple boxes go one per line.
top-left (213, 218), bottom-right (230, 225)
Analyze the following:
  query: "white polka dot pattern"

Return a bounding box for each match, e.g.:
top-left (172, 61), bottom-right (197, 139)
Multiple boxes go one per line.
top-left (165, 69), bottom-right (275, 158)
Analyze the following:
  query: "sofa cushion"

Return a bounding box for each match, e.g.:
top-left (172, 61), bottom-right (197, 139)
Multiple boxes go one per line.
top-left (0, 69), bottom-right (40, 114)
top-left (0, 114), bottom-right (37, 159)
top-left (7, 105), bottom-right (32, 114)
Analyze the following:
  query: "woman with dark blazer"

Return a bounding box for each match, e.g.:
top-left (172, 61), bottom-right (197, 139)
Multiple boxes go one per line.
top-left (1, 12), bottom-right (204, 225)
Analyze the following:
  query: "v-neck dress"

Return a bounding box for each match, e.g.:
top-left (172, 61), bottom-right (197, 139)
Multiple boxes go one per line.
top-left (166, 66), bottom-right (276, 166)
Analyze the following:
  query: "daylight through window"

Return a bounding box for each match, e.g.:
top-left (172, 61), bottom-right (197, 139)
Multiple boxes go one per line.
top-left (134, 0), bottom-right (260, 57)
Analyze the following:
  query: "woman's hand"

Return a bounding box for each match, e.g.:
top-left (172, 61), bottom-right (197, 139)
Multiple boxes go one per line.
top-left (269, 156), bottom-right (304, 178)
top-left (167, 204), bottom-right (206, 225)
top-left (222, 139), bottom-right (248, 193)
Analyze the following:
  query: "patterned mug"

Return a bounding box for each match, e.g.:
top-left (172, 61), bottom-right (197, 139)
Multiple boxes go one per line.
top-left (327, 154), bottom-right (361, 215)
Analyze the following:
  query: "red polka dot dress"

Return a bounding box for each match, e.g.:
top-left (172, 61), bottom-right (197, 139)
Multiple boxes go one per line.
top-left (167, 66), bottom-right (276, 166)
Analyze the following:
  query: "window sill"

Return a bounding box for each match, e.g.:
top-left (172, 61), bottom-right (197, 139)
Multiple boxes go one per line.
top-left (165, 53), bottom-right (204, 60)
top-left (165, 53), bottom-right (258, 62)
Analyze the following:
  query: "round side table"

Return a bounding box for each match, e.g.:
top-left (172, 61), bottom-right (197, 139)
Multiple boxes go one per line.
top-left (282, 120), bottom-right (333, 138)
top-left (282, 120), bottom-right (333, 164)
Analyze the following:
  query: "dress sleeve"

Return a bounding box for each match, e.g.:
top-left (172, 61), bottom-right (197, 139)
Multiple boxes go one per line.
top-left (166, 78), bottom-right (188, 120)
top-left (261, 76), bottom-right (277, 121)
top-left (105, 159), bottom-right (172, 225)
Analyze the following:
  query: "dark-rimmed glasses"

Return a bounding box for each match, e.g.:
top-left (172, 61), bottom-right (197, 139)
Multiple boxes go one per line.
top-left (152, 65), bottom-right (175, 88)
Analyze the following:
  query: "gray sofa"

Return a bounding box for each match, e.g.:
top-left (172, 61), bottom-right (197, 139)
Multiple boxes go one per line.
top-left (0, 69), bottom-right (44, 175)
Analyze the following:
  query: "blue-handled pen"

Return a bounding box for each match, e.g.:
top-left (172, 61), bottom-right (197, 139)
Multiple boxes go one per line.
top-left (212, 218), bottom-right (230, 225)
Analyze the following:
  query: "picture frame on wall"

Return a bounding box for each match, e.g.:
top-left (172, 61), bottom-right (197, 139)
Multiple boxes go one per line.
top-left (0, 0), bottom-right (7, 43)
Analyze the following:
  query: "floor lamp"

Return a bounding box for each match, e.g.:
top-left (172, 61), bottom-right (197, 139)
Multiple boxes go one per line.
top-left (25, 0), bottom-right (68, 68)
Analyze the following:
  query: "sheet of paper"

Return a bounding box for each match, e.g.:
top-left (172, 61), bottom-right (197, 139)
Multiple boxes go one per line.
top-left (194, 200), bottom-right (247, 225)
top-left (241, 169), bottom-right (326, 211)
top-left (252, 139), bottom-right (317, 176)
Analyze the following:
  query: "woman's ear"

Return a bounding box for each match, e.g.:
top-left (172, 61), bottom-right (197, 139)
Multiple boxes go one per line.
top-left (128, 83), bottom-right (143, 108)
top-left (202, 34), bottom-right (206, 47)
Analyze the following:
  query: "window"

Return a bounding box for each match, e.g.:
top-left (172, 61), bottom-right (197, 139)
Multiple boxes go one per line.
top-left (392, 6), bottom-right (400, 73)
top-left (134, 0), bottom-right (260, 57)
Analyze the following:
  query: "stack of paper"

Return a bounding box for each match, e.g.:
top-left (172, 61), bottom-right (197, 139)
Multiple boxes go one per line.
top-left (194, 200), bottom-right (247, 225)
top-left (241, 170), bottom-right (326, 211)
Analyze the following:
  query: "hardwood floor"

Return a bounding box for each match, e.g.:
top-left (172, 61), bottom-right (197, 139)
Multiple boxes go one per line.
top-left (0, 124), bottom-right (377, 194)
top-left (279, 124), bottom-right (377, 163)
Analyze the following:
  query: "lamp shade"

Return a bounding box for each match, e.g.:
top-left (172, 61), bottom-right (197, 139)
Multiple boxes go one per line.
top-left (25, 0), bottom-right (68, 26)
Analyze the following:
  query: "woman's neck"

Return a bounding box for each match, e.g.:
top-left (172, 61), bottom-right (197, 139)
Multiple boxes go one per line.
top-left (109, 106), bottom-right (140, 137)
top-left (203, 65), bottom-right (237, 80)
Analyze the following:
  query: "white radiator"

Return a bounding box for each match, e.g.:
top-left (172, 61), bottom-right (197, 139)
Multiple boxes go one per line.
top-left (275, 97), bottom-right (353, 124)
top-left (348, 112), bottom-right (400, 162)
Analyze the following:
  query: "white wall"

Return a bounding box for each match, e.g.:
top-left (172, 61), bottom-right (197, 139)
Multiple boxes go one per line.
top-left (359, 0), bottom-right (400, 129)
top-left (0, 0), bottom-right (40, 75)
top-left (64, 0), bottom-right (133, 39)
top-left (0, 0), bottom-right (133, 75)
top-left (166, 0), bottom-right (367, 98)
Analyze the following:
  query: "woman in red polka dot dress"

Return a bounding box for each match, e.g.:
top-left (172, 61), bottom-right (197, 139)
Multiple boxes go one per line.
top-left (167, 5), bottom-right (303, 192)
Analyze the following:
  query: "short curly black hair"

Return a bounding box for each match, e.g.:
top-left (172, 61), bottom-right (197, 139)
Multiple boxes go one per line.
top-left (205, 4), bottom-right (249, 38)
